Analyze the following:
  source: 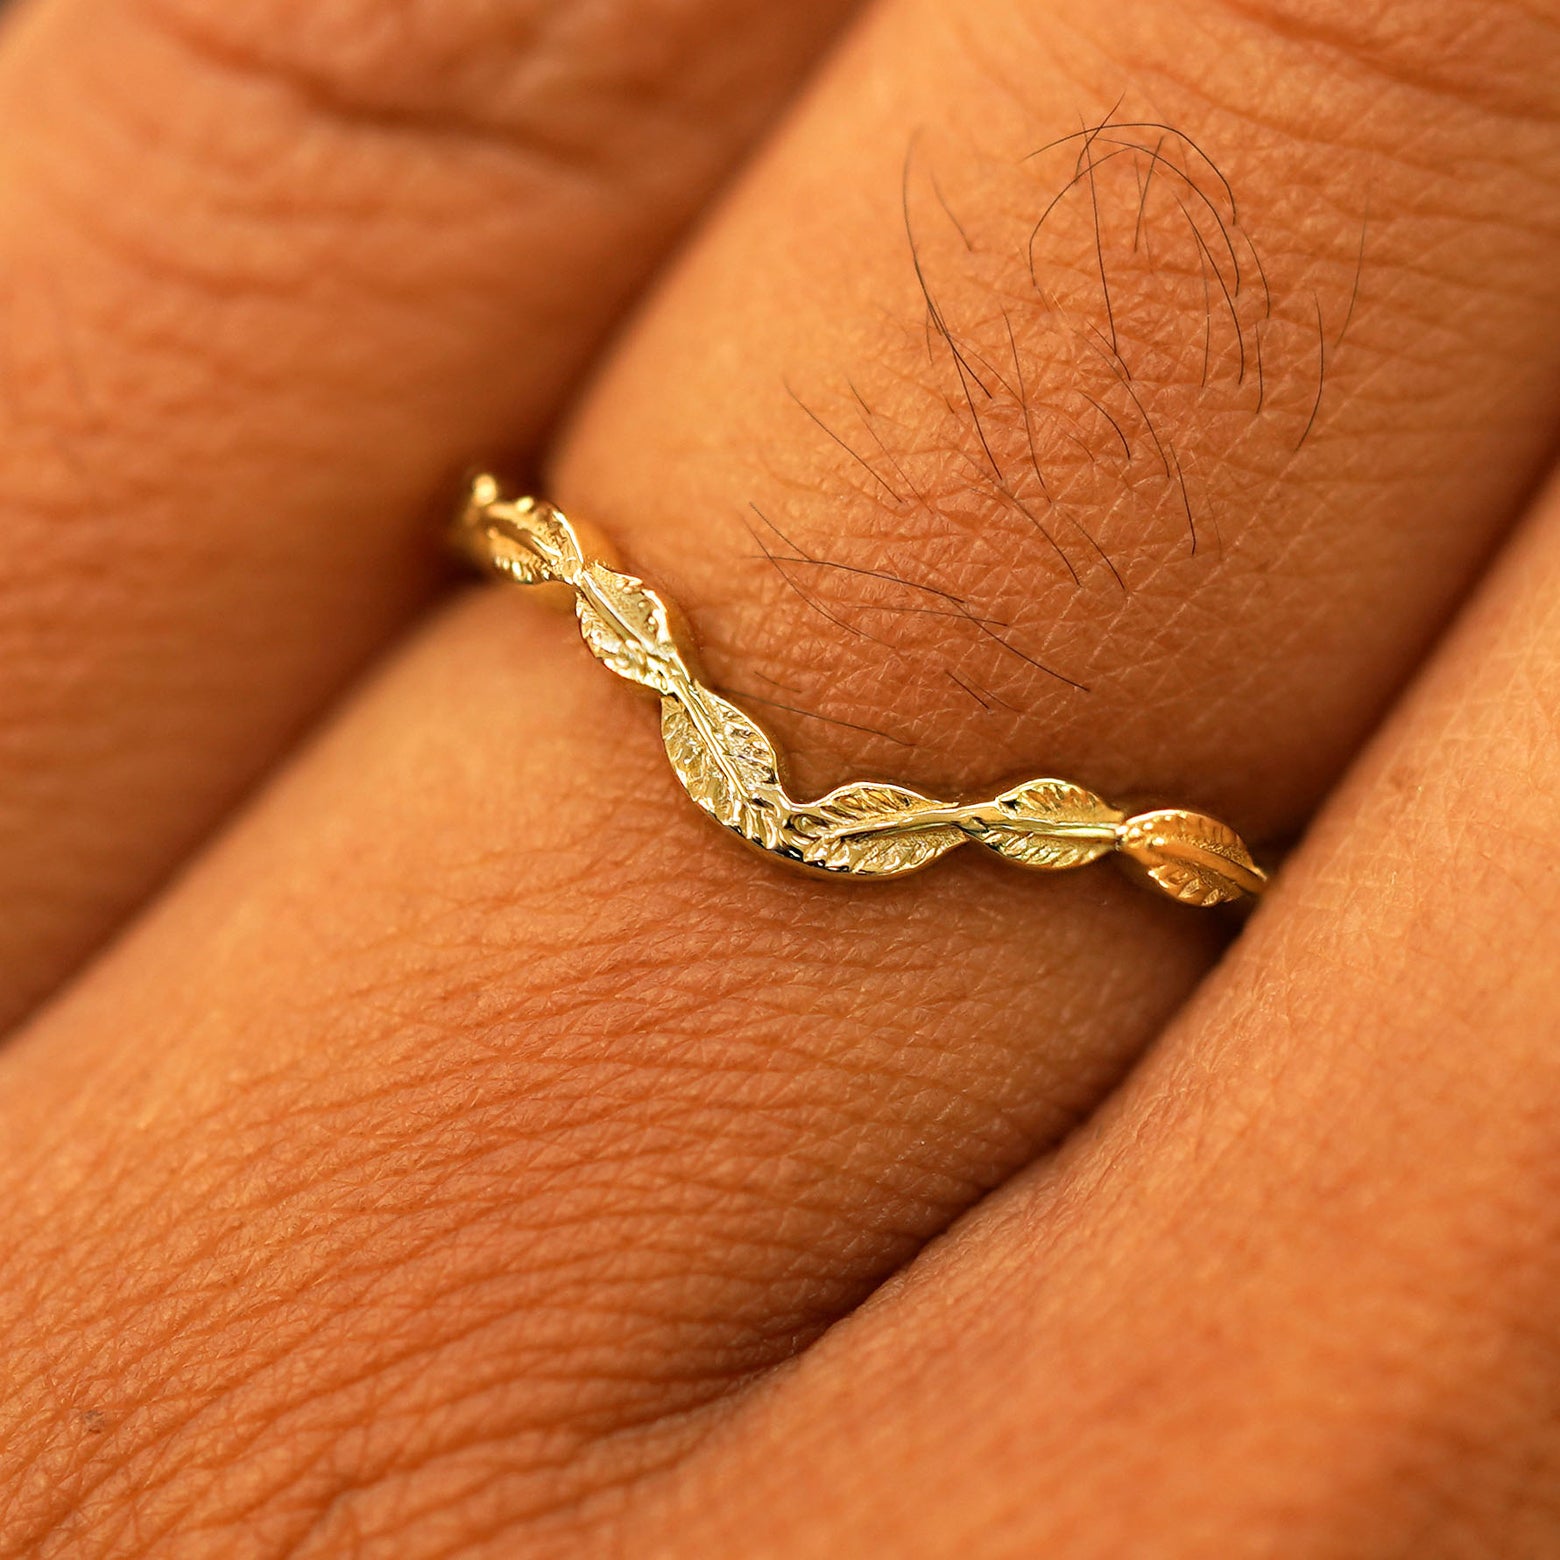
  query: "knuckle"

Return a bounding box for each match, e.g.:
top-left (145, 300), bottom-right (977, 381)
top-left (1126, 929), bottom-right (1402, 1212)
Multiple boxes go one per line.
top-left (133, 0), bottom-right (570, 169)
top-left (129, 0), bottom-right (752, 178)
top-left (38, 0), bottom-right (717, 307)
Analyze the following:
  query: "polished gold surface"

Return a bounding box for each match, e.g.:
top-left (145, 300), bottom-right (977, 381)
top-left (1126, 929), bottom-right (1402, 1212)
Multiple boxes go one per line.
top-left (456, 475), bottom-right (1267, 905)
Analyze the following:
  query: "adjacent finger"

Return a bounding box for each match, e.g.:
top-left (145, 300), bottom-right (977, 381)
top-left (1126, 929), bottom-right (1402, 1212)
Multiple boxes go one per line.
top-left (619, 458), bottom-right (1560, 1557)
top-left (0, 0), bottom-right (856, 1027)
top-left (2, 0), bottom-right (1560, 1551)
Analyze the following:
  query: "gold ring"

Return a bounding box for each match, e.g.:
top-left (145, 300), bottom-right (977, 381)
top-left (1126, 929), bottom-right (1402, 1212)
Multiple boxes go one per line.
top-left (455, 474), bottom-right (1266, 907)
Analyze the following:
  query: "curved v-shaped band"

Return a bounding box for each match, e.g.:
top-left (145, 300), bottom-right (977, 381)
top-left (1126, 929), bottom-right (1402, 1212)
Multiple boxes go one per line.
top-left (456, 474), bottom-right (1266, 906)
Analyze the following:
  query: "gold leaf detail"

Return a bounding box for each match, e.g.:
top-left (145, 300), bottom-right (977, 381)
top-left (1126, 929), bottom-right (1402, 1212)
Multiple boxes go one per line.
top-left (661, 687), bottom-right (785, 845)
top-left (1117, 808), bottom-right (1267, 906)
top-left (484, 501), bottom-right (582, 587)
top-left (973, 779), bottom-right (1124, 871)
top-left (575, 562), bottom-right (686, 696)
top-left (793, 782), bottom-right (965, 878)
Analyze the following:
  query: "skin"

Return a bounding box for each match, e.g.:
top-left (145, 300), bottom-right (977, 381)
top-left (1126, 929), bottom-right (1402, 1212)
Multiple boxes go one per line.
top-left (1, 0), bottom-right (1559, 1555)
top-left (0, 0), bottom-right (859, 1028)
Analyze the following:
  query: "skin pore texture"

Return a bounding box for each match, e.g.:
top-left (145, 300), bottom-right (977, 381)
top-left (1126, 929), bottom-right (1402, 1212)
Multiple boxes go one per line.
top-left (0, 0), bottom-right (1559, 1556)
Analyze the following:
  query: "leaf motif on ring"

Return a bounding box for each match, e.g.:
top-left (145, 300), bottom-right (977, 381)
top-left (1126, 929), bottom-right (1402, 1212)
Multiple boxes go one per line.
top-left (660, 686), bottom-right (788, 848)
top-left (484, 501), bottom-right (583, 586)
top-left (575, 562), bottom-right (686, 696)
top-left (792, 782), bottom-right (965, 877)
top-left (972, 779), bottom-right (1124, 871)
top-left (1117, 808), bottom-right (1267, 906)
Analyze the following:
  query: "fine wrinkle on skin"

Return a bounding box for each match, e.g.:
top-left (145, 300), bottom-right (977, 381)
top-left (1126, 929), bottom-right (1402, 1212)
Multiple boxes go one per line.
top-left (130, 0), bottom-right (818, 178)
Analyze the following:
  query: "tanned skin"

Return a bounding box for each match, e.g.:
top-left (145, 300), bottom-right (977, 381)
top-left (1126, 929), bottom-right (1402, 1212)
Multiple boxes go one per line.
top-left (2, 0), bottom-right (1560, 1555)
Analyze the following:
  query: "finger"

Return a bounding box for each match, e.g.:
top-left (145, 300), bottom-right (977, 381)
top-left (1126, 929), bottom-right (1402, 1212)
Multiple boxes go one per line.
top-left (3, 0), bottom-right (1560, 1550)
top-left (0, 602), bottom-right (1216, 1553)
top-left (0, 0), bottom-right (856, 1028)
top-left (619, 460), bottom-right (1560, 1559)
